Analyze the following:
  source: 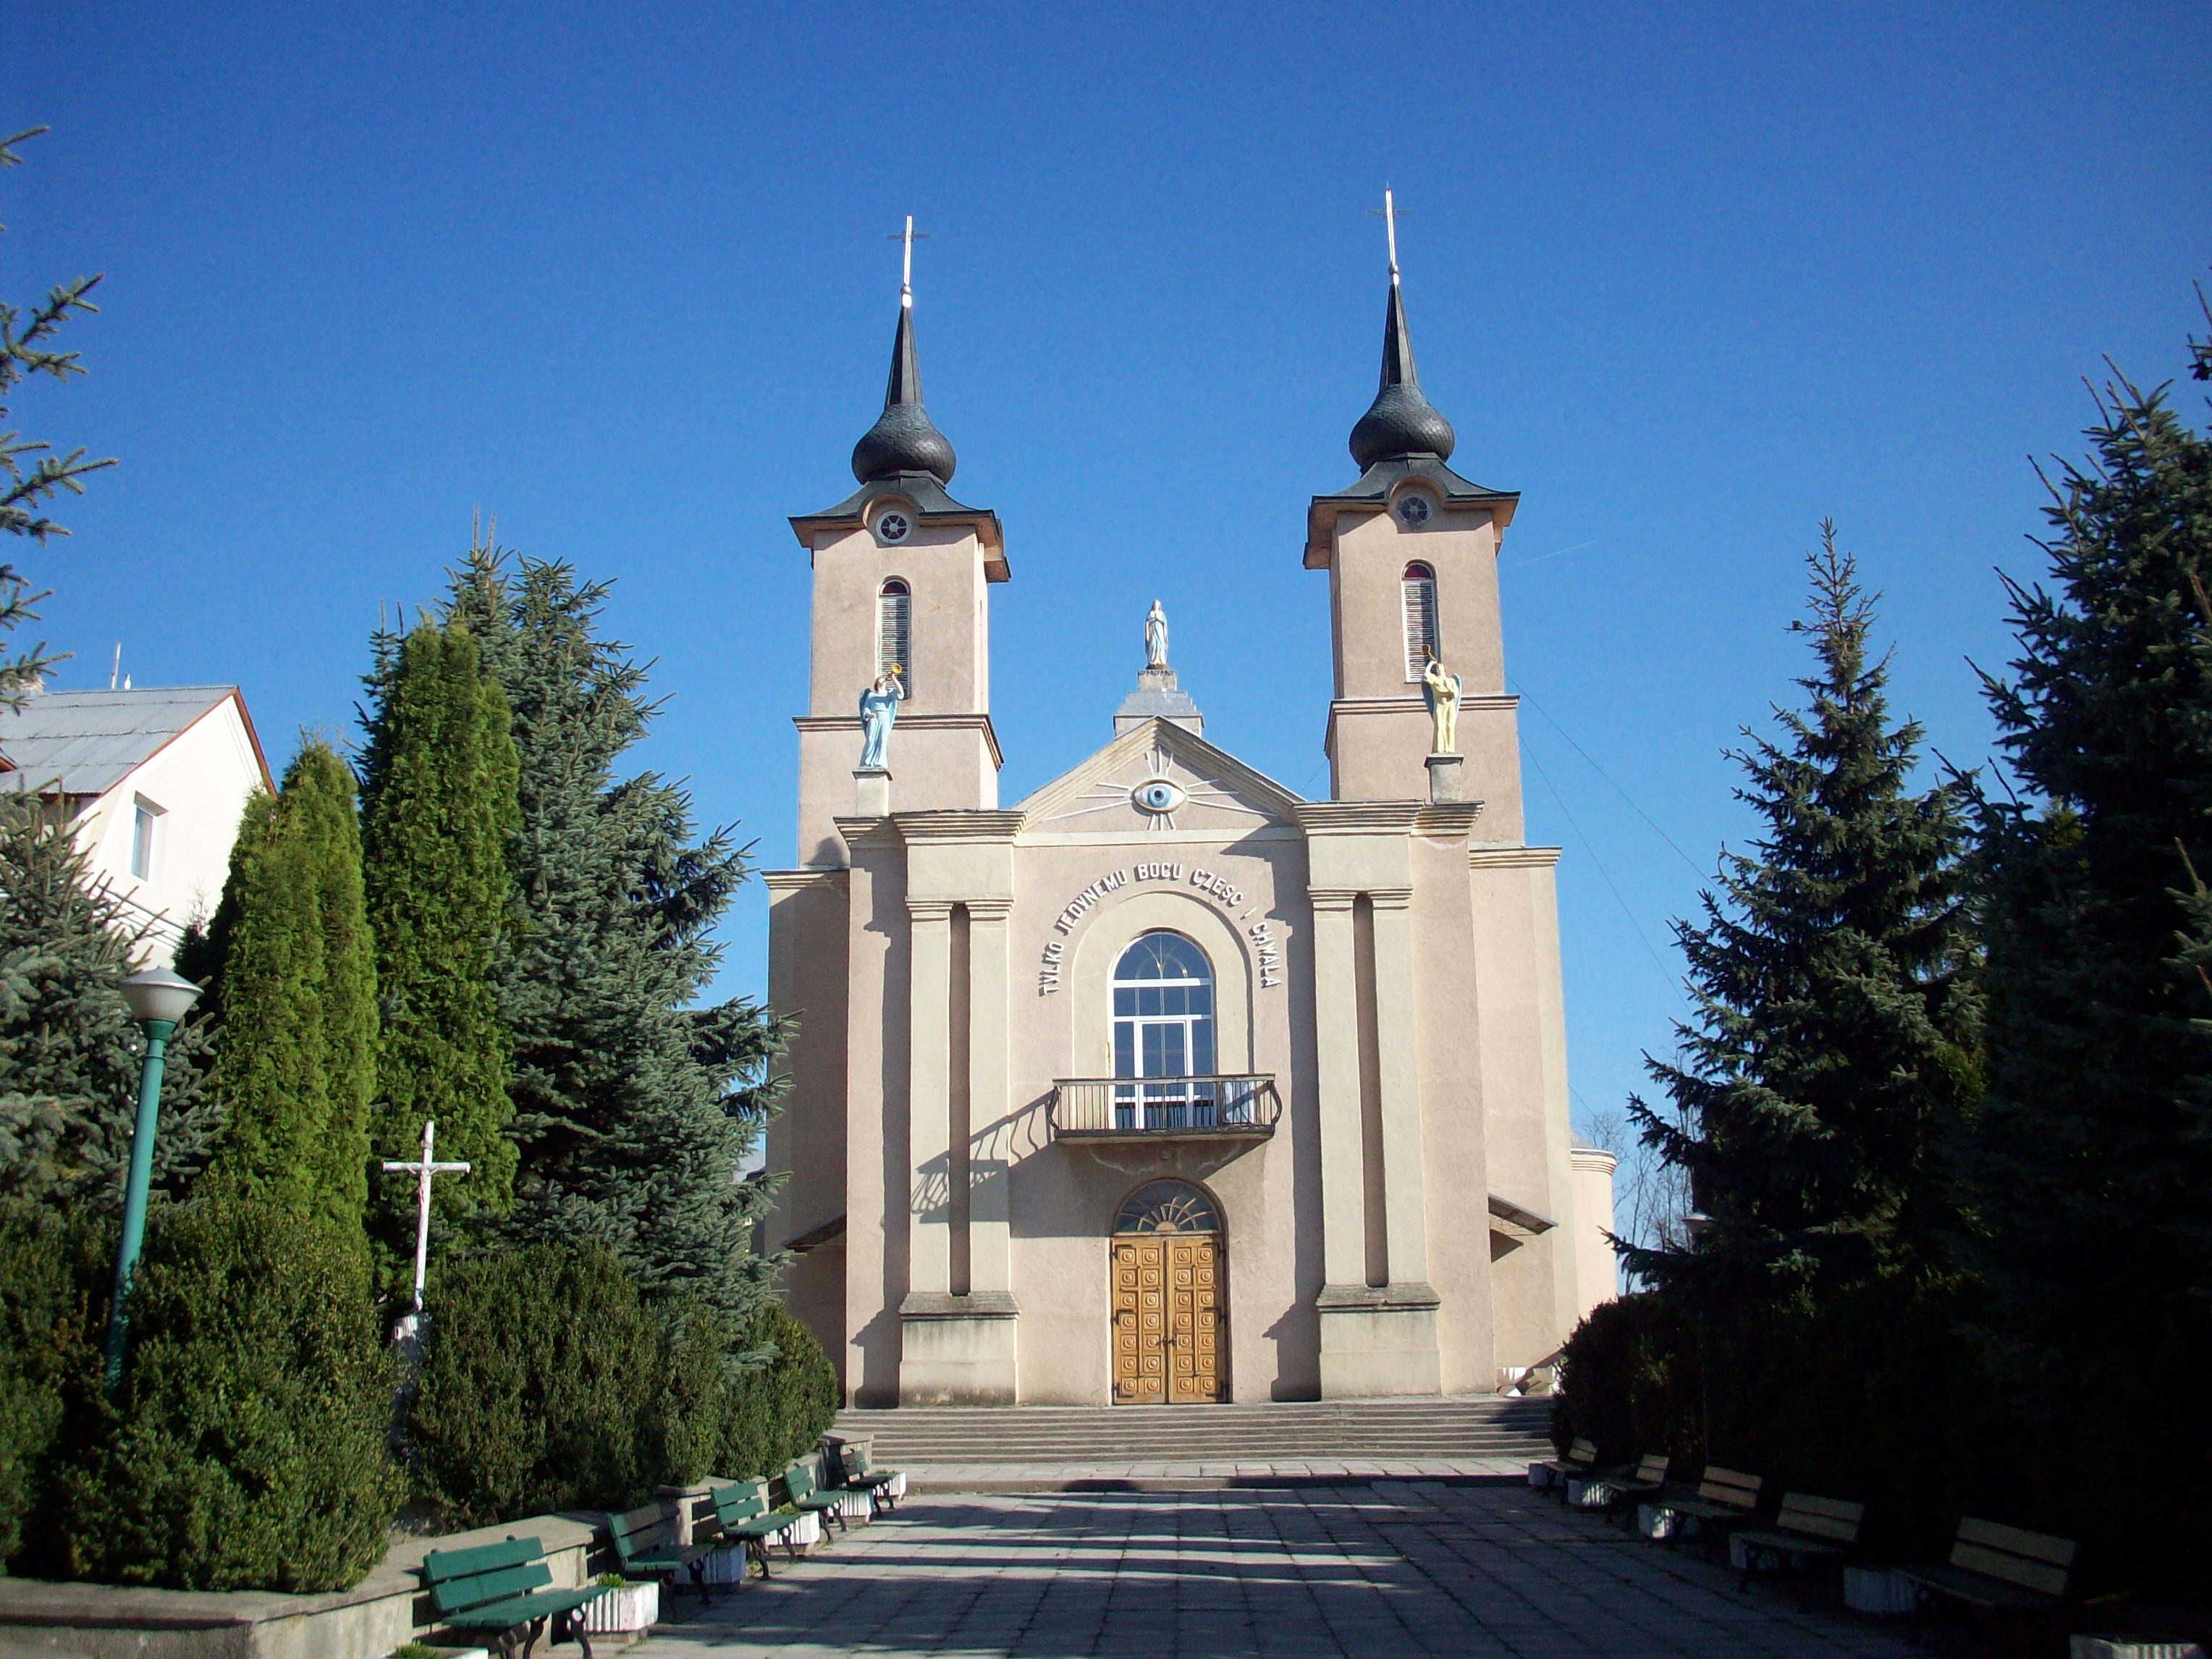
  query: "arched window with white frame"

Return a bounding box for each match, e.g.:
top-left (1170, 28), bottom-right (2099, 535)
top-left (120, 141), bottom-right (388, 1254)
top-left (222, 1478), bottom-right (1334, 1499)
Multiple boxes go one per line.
top-left (1111, 932), bottom-right (1218, 1130)
top-left (877, 578), bottom-right (911, 690)
top-left (1401, 561), bottom-right (1439, 680)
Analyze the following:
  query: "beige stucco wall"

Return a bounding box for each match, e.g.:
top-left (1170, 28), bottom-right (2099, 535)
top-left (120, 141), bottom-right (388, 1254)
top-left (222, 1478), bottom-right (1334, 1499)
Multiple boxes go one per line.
top-left (1571, 1146), bottom-right (1620, 1327)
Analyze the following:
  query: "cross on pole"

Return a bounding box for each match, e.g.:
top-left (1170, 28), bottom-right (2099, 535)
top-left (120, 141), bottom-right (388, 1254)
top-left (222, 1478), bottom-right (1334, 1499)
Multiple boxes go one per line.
top-left (381, 1119), bottom-right (470, 1320)
top-left (1369, 187), bottom-right (1406, 281)
top-left (886, 214), bottom-right (929, 306)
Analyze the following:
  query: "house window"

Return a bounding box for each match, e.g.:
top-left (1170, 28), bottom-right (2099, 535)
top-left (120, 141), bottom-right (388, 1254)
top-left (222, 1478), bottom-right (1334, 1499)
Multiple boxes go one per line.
top-left (130, 797), bottom-right (162, 882)
top-left (1111, 932), bottom-right (1215, 1129)
top-left (1402, 561), bottom-right (1440, 680)
top-left (877, 579), bottom-right (911, 691)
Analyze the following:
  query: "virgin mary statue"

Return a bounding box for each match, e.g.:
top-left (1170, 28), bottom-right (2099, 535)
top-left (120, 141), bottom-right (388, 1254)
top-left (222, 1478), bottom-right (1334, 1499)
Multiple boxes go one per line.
top-left (858, 667), bottom-right (906, 769)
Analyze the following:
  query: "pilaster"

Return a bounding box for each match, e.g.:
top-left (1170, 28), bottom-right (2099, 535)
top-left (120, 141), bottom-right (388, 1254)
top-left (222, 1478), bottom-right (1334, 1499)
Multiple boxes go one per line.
top-left (1367, 886), bottom-right (1430, 1286)
top-left (1308, 888), bottom-right (1366, 1290)
top-left (904, 898), bottom-right (953, 1300)
top-left (965, 896), bottom-right (1013, 1297)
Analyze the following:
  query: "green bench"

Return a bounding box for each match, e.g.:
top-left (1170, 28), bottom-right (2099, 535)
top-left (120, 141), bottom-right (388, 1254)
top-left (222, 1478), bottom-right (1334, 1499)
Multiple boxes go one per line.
top-left (603, 1502), bottom-right (712, 1608)
top-left (1531, 1437), bottom-right (1605, 1492)
top-left (1732, 1492), bottom-right (1864, 1600)
top-left (782, 1455), bottom-right (851, 1535)
top-left (706, 1477), bottom-right (799, 1579)
top-left (419, 1536), bottom-right (612, 1659)
top-left (836, 1440), bottom-right (904, 1514)
top-left (1647, 1464), bottom-right (1763, 1555)
top-left (1896, 1517), bottom-right (2083, 1645)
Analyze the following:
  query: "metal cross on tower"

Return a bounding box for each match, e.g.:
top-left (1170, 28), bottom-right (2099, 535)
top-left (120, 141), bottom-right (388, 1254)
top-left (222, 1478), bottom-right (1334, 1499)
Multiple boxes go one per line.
top-left (886, 213), bottom-right (929, 306)
top-left (381, 1118), bottom-right (470, 1325)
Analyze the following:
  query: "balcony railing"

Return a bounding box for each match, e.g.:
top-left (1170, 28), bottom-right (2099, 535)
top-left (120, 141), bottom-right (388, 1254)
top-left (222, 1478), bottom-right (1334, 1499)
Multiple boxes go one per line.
top-left (1049, 1075), bottom-right (1281, 1141)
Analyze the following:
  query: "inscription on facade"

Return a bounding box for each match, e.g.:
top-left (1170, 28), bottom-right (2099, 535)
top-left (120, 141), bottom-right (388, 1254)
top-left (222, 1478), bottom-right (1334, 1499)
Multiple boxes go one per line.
top-left (1038, 863), bottom-right (1283, 995)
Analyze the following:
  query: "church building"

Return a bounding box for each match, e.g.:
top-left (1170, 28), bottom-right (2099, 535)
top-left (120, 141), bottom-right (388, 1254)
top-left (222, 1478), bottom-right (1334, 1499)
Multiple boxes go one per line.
top-left (763, 222), bottom-right (1616, 1407)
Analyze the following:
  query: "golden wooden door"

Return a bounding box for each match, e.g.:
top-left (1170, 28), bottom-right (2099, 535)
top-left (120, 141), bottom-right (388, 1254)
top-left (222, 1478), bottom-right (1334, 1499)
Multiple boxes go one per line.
top-left (1113, 1234), bottom-right (1222, 1403)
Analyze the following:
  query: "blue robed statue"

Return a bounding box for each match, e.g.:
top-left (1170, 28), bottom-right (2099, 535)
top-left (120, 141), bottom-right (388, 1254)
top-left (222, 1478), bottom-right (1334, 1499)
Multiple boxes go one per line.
top-left (858, 667), bottom-right (906, 769)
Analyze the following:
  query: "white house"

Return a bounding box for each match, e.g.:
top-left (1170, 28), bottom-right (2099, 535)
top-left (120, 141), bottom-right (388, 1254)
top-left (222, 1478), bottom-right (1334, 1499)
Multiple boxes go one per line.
top-left (0, 685), bottom-right (270, 961)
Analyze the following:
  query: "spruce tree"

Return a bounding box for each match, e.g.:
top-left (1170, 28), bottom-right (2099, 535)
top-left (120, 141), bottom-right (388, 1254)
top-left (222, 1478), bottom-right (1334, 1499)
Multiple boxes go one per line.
top-left (0, 797), bottom-right (214, 1203)
top-left (446, 544), bottom-right (782, 1318)
top-left (1956, 355), bottom-right (2212, 1448)
top-left (1626, 528), bottom-right (1980, 1299)
top-left (198, 740), bottom-right (376, 1232)
top-left (1, 127), bottom-right (112, 705)
top-left (360, 620), bottom-right (520, 1219)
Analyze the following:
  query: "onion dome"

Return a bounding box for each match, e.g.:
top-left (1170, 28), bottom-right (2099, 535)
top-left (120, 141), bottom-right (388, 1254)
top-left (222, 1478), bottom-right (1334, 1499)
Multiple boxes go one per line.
top-left (850, 302), bottom-right (958, 486)
top-left (1348, 278), bottom-right (1456, 470)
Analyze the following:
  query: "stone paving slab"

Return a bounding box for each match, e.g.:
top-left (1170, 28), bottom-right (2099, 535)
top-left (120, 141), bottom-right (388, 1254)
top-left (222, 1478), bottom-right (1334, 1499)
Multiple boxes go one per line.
top-left (643, 1481), bottom-right (1927, 1658)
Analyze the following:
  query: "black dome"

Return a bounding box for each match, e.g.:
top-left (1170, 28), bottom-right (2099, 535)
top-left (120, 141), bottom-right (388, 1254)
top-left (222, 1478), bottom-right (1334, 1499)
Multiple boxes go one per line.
top-left (1348, 279), bottom-right (1456, 469)
top-left (851, 304), bottom-right (957, 486)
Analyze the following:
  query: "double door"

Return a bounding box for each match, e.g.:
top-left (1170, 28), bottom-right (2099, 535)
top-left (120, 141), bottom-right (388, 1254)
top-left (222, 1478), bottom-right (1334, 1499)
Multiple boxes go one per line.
top-left (1110, 1233), bottom-right (1223, 1403)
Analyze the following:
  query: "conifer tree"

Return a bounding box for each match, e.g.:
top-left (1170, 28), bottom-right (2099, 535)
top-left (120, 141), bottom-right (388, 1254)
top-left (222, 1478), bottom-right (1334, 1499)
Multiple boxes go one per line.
top-left (360, 620), bottom-right (520, 1218)
top-left (447, 544), bottom-right (782, 1318)
top-left (1956, 356), bottom-right (2212, 1437)
top-left (0, 796), bottom-right (213, 1203)
top-left (198, 740), bottom-right (376, 1231)
top-left (1, 127), bottom-right (112, 706)
top-left (1626, 528), bottom-right (1980, 1299)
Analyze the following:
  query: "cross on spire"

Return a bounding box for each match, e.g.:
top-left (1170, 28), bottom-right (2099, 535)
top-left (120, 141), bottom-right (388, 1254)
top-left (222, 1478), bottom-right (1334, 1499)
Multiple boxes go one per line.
top-left (1383, 186), bottom-right (1401, 281)
top-left (887, 214), bottom-right (929, 308)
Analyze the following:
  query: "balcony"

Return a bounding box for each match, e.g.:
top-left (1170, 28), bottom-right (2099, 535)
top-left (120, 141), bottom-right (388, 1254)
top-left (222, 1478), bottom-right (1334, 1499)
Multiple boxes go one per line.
top-left (1049, 1075), bottom-right (1281, 1142)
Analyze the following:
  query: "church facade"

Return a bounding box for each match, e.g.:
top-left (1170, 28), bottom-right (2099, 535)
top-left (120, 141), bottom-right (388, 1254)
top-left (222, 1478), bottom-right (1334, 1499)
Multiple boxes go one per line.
top-left (763, 242), bottom-right (1615, 1407)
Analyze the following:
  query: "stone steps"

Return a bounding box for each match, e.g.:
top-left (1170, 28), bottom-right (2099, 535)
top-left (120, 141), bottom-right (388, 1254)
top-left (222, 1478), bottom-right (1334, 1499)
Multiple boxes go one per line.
top-left (833, 1396), bottom-right (1554, 1466)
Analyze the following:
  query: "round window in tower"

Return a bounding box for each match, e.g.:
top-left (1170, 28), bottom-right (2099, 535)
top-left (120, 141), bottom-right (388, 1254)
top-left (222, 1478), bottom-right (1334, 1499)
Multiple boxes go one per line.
top-left (1397, 494), bottom-right (1431, 527)
top-left (1131, 777), bottom-right (1186, 815)
top-left (877, 510), bottom-right (911, 544)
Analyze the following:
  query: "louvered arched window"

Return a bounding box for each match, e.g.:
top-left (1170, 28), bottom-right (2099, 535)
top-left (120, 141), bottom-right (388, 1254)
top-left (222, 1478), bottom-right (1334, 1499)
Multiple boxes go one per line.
top-left (1401, 562), bottom-right (1439, 680)
top-left (877, 579), bottom-right (911, 689)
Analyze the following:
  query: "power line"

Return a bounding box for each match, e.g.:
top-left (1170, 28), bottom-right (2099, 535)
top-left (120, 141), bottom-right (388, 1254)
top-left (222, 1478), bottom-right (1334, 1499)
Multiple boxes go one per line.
top-left (1510, 675), bottom-right (1708, 879)
top-left (1522, 735), bottom-right (1676, 986)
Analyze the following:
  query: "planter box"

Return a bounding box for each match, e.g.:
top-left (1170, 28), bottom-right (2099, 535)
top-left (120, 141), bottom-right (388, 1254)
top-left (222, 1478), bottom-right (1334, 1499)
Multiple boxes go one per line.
top-left (581, 1582), bottom-right (658, 1634)
top-left (2070, 1641), bottom-right (2207, 1659)
top-left (1563, 1477), bottom-right (1617, 1511)
top-left (777, 1511), bottom-right (821, 1550)
top-left (701, 1545), bottom-right (751, 1587)
top-left (1527, 1464), bottom-right (1555, 1489)
top-left (881, 1472), bottom-right (906, 1501)
top-left (835, 1490), bottom-right (871, 1523)
top-left (1637, 1502), bottom-right (1689, 1540)
top-left (1843, 1567), bottom-right (1915, 1616)
top-left (421, 1648), bottom-right (490, 1659)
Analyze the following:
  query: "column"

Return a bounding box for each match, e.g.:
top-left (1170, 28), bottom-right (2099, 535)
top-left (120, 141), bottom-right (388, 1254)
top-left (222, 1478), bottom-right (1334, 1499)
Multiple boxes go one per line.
top-left (964, 898), bottom-right (1014, 1297)
top-left (905, 898), bottom-right (953, 1299)
top-left (1309, 889), bottom-right (1367, 1289)
top-left (1367, 887), bottom-right (1431, 1288)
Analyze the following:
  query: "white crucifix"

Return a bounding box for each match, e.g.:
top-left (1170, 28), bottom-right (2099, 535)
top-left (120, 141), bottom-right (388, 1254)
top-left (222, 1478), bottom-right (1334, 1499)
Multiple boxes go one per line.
top-left (382, 1118), bottom-right (470, 1317)
top-left (886, 213), bottom-right (929, 307)
top-left (1371, 185), bottom-right (1405, 282)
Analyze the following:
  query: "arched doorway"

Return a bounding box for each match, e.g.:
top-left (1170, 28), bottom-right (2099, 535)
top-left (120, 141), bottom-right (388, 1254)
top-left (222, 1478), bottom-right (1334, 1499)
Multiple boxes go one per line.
top-left (1111, 1178), bottom-right (1226, 1404)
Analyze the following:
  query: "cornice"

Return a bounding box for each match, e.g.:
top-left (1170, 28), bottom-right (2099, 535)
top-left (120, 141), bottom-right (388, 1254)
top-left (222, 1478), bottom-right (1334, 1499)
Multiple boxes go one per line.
top-left (895, 808), bottom-right (1026, 844)
top-left (1468, 845), bottom-right (1563, 870)
top-left (761, 866), bottom-right (850, 895)
top-left (1294, 800), bottom-right (1426, 835)
top-left (794, 711), bottom-right (1004, 771)
top-left (906, 898), bottom-right (955, 923)
top-left (1308, 887), bottom-right (1359, 913)
top-left (1414, 802), bottom-right (1485, 837)
top-left (834, 815), bottom-right (900, 850)
top-left (963, 897), bottom-right (1014, 922)
top-left (1367, 886), bottom-right (1413, 911)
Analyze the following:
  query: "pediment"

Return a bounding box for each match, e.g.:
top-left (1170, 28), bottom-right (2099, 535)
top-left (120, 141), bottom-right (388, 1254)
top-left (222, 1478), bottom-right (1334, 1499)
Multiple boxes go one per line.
top-left (1016, 719), bottom-right (1303, 837)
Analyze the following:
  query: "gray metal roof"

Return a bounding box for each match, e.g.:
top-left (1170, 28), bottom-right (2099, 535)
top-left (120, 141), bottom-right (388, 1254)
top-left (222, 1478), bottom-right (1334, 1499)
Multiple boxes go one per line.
top-left (0, 686), bottom-right (240, 797)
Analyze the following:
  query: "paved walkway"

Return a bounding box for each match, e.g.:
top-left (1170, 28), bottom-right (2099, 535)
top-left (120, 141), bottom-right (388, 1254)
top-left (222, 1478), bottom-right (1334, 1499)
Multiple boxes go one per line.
top-left (646, 1482), bottom-right (1922, 1658)
top-left (900, 1458), bottom-right (1529, 1492)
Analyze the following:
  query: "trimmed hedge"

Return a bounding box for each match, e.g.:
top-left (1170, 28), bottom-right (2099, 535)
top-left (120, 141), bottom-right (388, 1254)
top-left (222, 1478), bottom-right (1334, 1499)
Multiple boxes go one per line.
top-left (408, 1241), bottom-right (840, 1526)
top-left (54, 1196), bottom-right (402, 1591)
top-left (0, 1202), bottom-right (109, 1574)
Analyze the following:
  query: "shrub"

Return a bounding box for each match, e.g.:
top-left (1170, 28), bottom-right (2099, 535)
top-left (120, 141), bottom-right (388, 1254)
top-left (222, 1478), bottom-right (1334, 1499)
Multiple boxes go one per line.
top-left (0, 1201), bottom-right (108, 1574)
top-left (720, 1301), bottom-right (838, 1480)
top-left (54, 1196), bottom-right (402, 1591)
top-left (643, 1298), bottom-right (736, 1490)
top-left (407, 1241), bottom-right (657, 1526)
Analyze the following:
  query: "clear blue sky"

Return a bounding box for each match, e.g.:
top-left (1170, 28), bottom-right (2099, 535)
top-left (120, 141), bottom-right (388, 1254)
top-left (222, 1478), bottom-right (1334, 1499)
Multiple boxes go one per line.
top-left (11, 4), bottom-right (2209, 1142)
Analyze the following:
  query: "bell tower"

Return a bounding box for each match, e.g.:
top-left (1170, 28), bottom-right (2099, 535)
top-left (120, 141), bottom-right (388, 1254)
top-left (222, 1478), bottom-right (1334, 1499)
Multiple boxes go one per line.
top-left (1304, 194), bottom-right (1522, 837)
top-left (788, 219), bottom-right (1007, 866)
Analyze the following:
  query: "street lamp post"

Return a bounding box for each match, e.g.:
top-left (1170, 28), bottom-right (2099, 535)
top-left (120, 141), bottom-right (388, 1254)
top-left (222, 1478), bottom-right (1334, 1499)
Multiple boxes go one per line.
top-left (104, 966), bottom-right (203, 1398)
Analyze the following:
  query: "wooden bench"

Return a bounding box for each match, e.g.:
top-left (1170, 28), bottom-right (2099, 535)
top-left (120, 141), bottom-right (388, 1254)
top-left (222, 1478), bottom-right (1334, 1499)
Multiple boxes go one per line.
top-left (1568, 1452), bottom-right (1670, 1523)
top-left (1647, 1465), bottom-right (1763, 1554)
top-left (706, 1478), bottom-right (799, 1579)
top-left (420, 1537), bottom-right (612, 1659)
top-left (837, 1441), bottom-right (904, 1514)
top-left (1895, 1518), bottom-right (2080, 1645)
top-left (1732, 1493), bottom-right (1864, 1597)
top-left (1530, 1437), bottom-right (1603, 1491)
top-left (782, 1456), bottom-right (851, 1535)
top-left (604, 1502), bottom-right (712, 1608)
